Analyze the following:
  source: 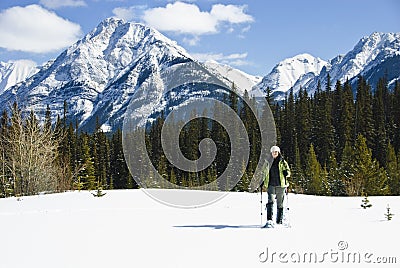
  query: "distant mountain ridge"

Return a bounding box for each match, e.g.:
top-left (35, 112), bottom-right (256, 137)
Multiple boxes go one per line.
top-left (257, 32), bottom-right (400, 99)
top-left (202, 60), bottom-right (262, 94)
top-left (0, 18), bottom-right (399, 132)
top-left (0, 60), bottom-right (38, 95)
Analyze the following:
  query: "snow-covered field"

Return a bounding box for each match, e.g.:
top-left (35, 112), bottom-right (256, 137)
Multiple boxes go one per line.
top-left (1, 189), bottom-right (399, 268)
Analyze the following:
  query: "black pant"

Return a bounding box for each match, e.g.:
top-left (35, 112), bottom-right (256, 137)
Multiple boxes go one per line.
top-left (267, 186), bottom-right (285, 209)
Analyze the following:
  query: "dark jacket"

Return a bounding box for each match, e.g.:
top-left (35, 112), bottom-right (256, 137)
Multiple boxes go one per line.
top-left (263, 155), bottom-right (290, 187)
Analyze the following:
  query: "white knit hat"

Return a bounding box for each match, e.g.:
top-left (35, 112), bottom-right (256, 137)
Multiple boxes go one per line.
top-left (270, 145), bottom-right (281, 153)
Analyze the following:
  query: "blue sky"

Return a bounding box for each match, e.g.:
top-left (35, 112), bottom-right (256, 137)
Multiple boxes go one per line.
top-left (0, 0), bottom-right (399, 76)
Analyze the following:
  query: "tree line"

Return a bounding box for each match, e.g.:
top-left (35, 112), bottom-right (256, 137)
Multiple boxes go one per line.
top-left (138, 75), bottom-right (400, 196)
top-left (1, 75), bottom-right (399, 197)
top-left (137, 88), bottom-right (264, 191)
top-left (274, 75), bottom-right (400, 196)
top-left (0, 102), bottom-right (135, 198)
top-left (143, 75), bottom-right (400, 196)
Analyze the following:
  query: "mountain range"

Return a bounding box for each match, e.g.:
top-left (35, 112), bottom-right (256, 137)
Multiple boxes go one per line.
top-left (0, 17), bottom-right (399, 132)
top-left (0, 59), bottom-right (38, 96)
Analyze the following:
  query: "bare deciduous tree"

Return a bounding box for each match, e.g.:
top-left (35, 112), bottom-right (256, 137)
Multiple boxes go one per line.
top-left (0, 104), bottom-right (66, 197)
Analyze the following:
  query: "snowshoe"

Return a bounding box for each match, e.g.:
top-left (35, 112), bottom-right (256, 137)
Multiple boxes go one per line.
top-left (262, 220), bottom-right (275, 228)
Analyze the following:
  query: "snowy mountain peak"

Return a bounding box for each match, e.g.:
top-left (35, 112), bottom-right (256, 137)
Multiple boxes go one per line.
top-left (257, 32), bottom-right (400, 100)
top-left (0, 60), bottom-right (38, 95)
top-left (358, 32), bottom-right (400, 51)
top-left (255, 53), bottom-right (328, 96)
top-left (57, 17), bottom-right (191, 85)
top-left (1, 20), bottom-right (399, 129)
top-left (341, 32), bottom-right (400, 79)
top-left (0, 18), bottom-right (194, 131)
top-left (276, 53), bottom-right (328, 78)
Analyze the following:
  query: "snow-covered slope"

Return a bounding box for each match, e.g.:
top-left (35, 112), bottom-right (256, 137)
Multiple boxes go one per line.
top-left (257, 32), bottom-right (400, 100)
top-left (308, 32), bottom-right (400, 95)
top-left (0, 60), bottom-right (38, 95)
top-left (0, 17), bottom-right (194, 132)
top-left (255, 53), bottom-right (328, 100)
top-left (202, 60), bottom-right (261, 94)
top-left (1, 189), bottom-right (399, 268)
top-left (1, 26), bottom-right (398, 125)
top-left (0, 18), bottom-right (247, 132)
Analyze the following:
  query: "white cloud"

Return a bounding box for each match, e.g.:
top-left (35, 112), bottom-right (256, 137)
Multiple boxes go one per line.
top-left (39, 0), bottom-right (87, 9)
top-left (183, 36), bottom-right (200, 46)
top-left (228, 59), bottom-right (252, 67)
top-left (241, 25), bottom-right (251, 33)
top-left (210, 4), bottom-right (254, 24)
top-left (192, 52), bottom-right (248, 61)
top-left (0, 5), bottom-right (83, 53)
top-left (143, 2), bottom-right (217, 35)
top-left (112, 5), bottom-right (147, 21)
top-left (114, 1), bottom-right (254, 38)
top-left (112, 7), bottom-right (136, 21)
top-left (192, 52), bottom-right (252, 66)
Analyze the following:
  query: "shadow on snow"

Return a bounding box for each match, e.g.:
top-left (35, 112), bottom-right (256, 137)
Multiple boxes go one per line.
top-left (173, 224), bottom-right (261, 229)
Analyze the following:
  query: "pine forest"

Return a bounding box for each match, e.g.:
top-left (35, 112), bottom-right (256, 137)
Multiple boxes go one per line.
top-left (1, 75), bottom-right (400, 198)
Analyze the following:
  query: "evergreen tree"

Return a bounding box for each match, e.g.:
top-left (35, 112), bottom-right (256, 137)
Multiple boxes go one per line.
top-left (338, 142), bottom-right (355, 195)
top-left (273, 102), bottom-right (282, 146)
top-left (169, 168), bottom-right (177, 186)
top-left (291, 138), bottom-right (305, 193)
top-left (305, 144), bottom-right (329, 195)
top-left (92, 187), bottom-right (106, 197)
top-left (91, 121), bottom-right (108, 198)
top-left (44, 105), bottom-right (52, 132)
top-left (354, 76), bottom-right (374, 148)
top-left (148, 112), bottom-right (164, 170)
top-left (94, 118), bottom-right (110, 189)
top-left (348, 134), bottom-right (388, 196)
top-left (372, 78), bottom-right (388, 167)
top-left (295, 87), bottom-right (311, 167)
top-left (182, 109), bottom-right (201, 186)
top-left (77, 134), bottom-right (96, 190)
top-left (386, 142), bottom-right (400, 195)
top-left (110, 128), bottom-right (132, 189)
top-left (280, 89), bottom-right (296, 164)
top-left (332, 80), bottom-right (354, 161)
top-left (206, 163), bottom-right (218, 190)
top-left (157, 153), bottom-right (168, 188)
top-left (384, 204), bottom-right (394, 221)
top-left (66, 122), bottom-right (77, 185)
top-left (229, 83), bottom-right (239, 113)
top-left (361, 193), bottom-right (372, 209)
top-left (247, 92), bottom-right (262, 180)
top-left (392, 81), bottom-right (400, 152)
top-left (54, 103), bottom-right (73, 192)
top-left (199, 109), bottom-right (213, 186)
top-left (240, 90), bottom-right (252, 169)
top-left (235, 160), bottom-right (250, 192)
top-left (311, 79), bottom-right (335, 166)
top-left (327, 151), bottom-right (346, 196)
top-left (211, 100), bottom-right (229, 180)
top-left (265, 86), bottom-right (273, 107)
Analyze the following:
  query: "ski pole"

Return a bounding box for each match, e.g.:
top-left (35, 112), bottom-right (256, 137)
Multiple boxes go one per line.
top-left (285, 187), bottom-right (289, 210)
top-left (260, 184), bottom-right (263, 227)
top-left (285, 187), bottom-right (291, 228)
